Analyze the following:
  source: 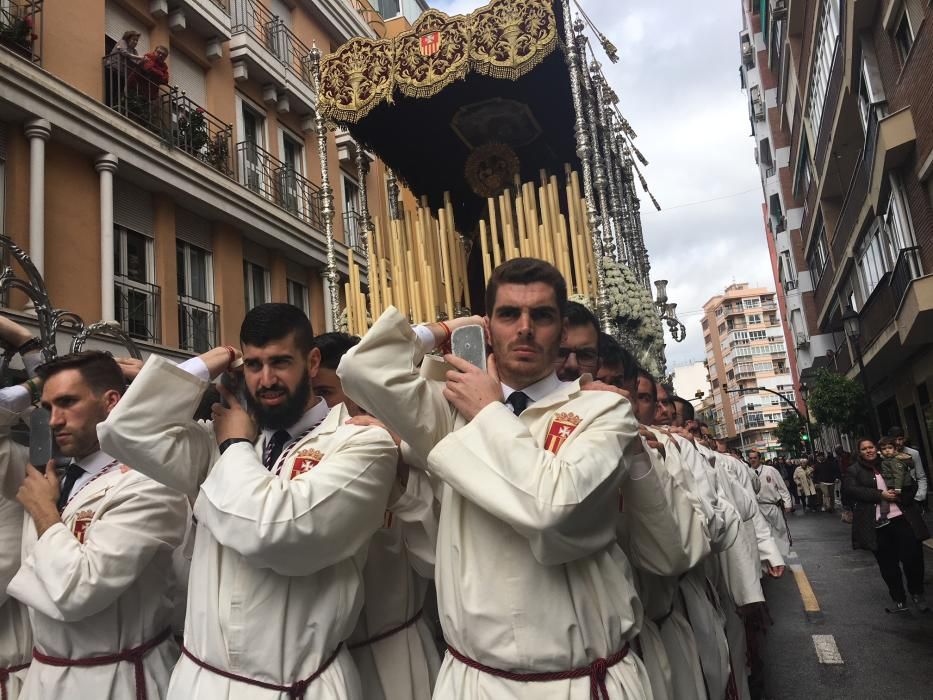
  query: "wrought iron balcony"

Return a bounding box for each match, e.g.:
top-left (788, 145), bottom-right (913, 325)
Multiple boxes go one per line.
top-left (235, 141), bottom-right (323, 228)
top-left (115, 278), bottom-right (161, 344)
top-left (230, 0), bottom-right (316, 112)
top-left (178, 295), bottom-right (219, 353)
top-left (103, 55), bottom-right (234, 178)
top-left (342, 211), bottom-right (368, 258)
top-left (0, 0), bottom-right (41, 64)
top-left (891, 246), bottom-right (922, 309)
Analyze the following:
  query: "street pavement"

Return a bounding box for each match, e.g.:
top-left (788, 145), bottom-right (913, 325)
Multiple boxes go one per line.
top-left (759, 507), bottom-right (933, 699)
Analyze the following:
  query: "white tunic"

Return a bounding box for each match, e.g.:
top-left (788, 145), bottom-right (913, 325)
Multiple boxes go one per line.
top-left (1, 408), bottom-right (187, 700)
top-left (753, 464), bottom-right (793, 557)
top-left (98, 356), bottom-right (398, 700)
top-left (349, 466), bottom-right (440, 700)
top-left (339, 308), bottom-right (654, 699)
top-left (0, 462), bottom-right (30, 700)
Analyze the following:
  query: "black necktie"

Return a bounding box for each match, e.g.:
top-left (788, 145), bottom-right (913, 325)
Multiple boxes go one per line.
top-left (57, 462), bottom-right (86, 512)
top-left (263, 430), bottom-right (292, 470)
top-left (505, 391), bottom-right (530, 416)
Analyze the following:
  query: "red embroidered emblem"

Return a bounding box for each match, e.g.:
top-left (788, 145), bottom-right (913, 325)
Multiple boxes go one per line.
top-left (420, 31), bottom-right (441, 56)
top-left (290, 449), bottom-right (324, 479)
top-left (544, 412), bottom-right (582, 454)
top-left (72, 510), bottom-right (94, 544)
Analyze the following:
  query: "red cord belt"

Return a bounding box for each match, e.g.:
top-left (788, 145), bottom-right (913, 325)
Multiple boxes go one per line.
top-left (0, 662), bottom-right (30, 700)
top-left (348, 608), bottom-right (423, 650)
top-left (181, 642), bottom-right (343, 700)
top-left (446, 642), bottom-right (631, 700)
top-left (31, 627), bottom-right (171, 700)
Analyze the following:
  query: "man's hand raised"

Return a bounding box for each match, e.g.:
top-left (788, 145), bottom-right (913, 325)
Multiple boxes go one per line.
top-left (212, 385), bottom-right (257, 446)
top-left (442, 353), bottom-right (503, 422)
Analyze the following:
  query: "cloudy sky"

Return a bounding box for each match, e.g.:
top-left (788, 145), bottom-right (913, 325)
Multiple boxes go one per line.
top-left (432, 0), bottom-right (776, 367)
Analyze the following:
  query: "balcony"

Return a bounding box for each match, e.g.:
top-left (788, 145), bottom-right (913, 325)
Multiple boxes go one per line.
top-left (347, 0), bottom-right (386, 38)
top-left (235, 141), bottom-right (323, 228)
top-left (342, 211), bottom-right (368, 258)
top-left (891, 246), bottom-right (922, 309)
top-left (178, 295), bottom-right (219, 353)
top-left (115, 278), bottom-right (161, 344)
top-left (230, 0), bottom-right (316, 114)
top-left (150, 0), bottom-right (232, 43)
top-left (103, 55), bottom-right (234, 178)
top-left (0, 0), bottom-right (40, 64)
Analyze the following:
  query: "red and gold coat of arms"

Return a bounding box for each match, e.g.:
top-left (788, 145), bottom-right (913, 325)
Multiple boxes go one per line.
top-left (419, 31), bottom-right (441, 56)
top-left (290, 449), bottom-right (324, 479)
top-left (544, 412), bottom-right (582, 454)
top-left (72, 510), bottom-right (95, 544)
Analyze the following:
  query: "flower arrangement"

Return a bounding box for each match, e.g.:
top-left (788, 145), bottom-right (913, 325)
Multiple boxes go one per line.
top-left (571, 257), bottom-right (665, 376)
top-left (175, 105), bottom-right (231, 174)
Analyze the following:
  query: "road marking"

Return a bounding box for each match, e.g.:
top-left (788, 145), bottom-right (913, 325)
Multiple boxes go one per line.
top-left (786, 550), bottom-right (799, 560)
top-left (790, 563), bottom-right (820, 612)
top-left (812, 634), bottom-right (844, 664)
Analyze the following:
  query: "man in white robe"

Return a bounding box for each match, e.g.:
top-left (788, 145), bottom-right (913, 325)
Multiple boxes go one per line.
top-left (311, 331), bottom-right (441, 700)
top-left (99, 304), bottom-right (397, 700)
top-left (4, 351), bottom-right (187, 700)
top-left (748, 451), bottom-right (793, 557)
top-left (339, 259), bottom-right (655, 698)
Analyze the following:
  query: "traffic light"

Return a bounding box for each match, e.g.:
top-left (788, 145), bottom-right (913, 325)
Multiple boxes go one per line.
top-left (801, 433), bottom-right (810, 442)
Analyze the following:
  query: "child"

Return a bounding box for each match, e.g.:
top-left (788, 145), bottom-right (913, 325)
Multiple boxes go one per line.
top-left (877, 437), bottom-right (914, 524)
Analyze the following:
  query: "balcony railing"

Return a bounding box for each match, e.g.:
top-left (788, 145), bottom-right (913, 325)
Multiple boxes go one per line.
top-left (890, 246), bottom-right (922, 309)
top-left (235, 141), bottom-right (323, 227)
top-left (231, 0), bottom-right (315, 91)
top-left (103, 55), bottom-right (234, 178)
top-left (115, 278), bottom-right (161, 343)
top-left (342, 211), bottom-right (368, 257)
top-left (178, 296), bottom-right (219, 353)
top-left (0, 0), bottom-right (41, 64)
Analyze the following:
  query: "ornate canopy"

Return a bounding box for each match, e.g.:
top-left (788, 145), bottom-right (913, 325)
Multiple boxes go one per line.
top-left (317, 0), bottom-right (578, 233)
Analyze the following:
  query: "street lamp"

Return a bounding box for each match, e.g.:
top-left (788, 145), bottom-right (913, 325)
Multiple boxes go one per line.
top-left (842, 304), bottom-right (881, 437)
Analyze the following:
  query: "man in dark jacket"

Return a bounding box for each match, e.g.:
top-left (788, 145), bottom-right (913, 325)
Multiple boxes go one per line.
top-left (813, 452), bottom-right (838, 512)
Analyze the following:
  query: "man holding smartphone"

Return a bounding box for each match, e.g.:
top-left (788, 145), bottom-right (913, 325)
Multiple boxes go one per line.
top-left (339, 258), bottom-right (660, 699)
top-left (99, 303), bottom-right (398, 700)
top-left (1, 350), bottom-right (188, 700)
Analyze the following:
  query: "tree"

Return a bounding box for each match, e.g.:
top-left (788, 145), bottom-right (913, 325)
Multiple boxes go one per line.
top-left (775, 413), bottom-right (804, 455)
top-left (807, 368), bottom-right (869, 434)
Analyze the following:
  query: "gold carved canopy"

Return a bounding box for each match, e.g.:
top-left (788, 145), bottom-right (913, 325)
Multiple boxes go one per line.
top-left (319, 0), bottom-right (559, 123)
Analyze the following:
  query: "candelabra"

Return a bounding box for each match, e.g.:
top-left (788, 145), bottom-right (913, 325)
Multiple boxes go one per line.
top-left (653, 279), bottom-right (686, 342)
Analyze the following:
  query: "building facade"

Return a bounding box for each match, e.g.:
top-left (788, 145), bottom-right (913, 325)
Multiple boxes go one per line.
top-left (740, 0), bottom-right (933, 464)
top-left (702, 283), bottom-right (795, 455)
top-left (0, 0), bottom-right (421, 360)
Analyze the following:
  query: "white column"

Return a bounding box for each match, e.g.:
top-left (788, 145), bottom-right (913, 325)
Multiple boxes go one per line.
top-left (24, 119), bottom-right (51, 275)
top-left (95, 154), bottom-right (119, 322)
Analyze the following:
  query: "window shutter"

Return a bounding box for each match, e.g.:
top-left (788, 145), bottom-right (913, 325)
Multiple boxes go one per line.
top-left (242, 239), bottom-right (270, 267)
top-left (105, 1), bottom-right (149, 51)
top-left (114, 179), bottom-right (153, 236)
top-left (171, 50), bottom-right (206, 106)
top-left (270, 0), bottom-right (292, 28)
top-left (175, 208), bottom-right (212, 250)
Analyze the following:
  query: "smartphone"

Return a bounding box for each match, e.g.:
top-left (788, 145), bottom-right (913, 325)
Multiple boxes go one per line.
top-left (219, 370), bottom-right (249, 410)
top-left (451, 325), bottom-right (487, 371)
top-left (30, 406), bottom-right (58, 470)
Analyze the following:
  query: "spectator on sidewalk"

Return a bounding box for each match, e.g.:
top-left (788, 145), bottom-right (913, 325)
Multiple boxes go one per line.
top-left (887, 427), bottom-right (928, 512)
top-left (794, 459), bottom-right (818, 512)
top-left (836, 446), bottom-right (854, 523)
top-left (814, 452), bottom-right (838, 513)
top-left (844, 438), bottom-right (930, 614)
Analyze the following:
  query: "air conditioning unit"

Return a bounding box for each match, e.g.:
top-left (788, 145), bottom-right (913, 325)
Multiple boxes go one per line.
top-left (751, 86), bottom-right (765, 120)
top-left (783, 279), bottom-right (799, 292)
top-left (795, 332), bottom-right (810, 348)
top-left (741, 38), bottom-right (754, 67)
top-left (771, 0), bottom-right (788, 20)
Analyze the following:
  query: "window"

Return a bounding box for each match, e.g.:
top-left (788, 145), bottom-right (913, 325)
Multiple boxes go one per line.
top-left (177, 241), bottom-right (215, 353)
top-left (238, 96), bottom-right (266, 192)
top-left (746, 314), bottom-right (762, 325)
top-left (287, 278), bottom-right (309, 314)
top-left (244, 260), bottom-right (270, 310)
top-left (375, 0), bottom-right (401, 18)
top-left (856, 223), bottom-right (891, 298)
top-left (749, 330), bottom-right (767, 341)
top-left (856, 40), bottom-right (886, 132)
top-left (893, 5), bottom-right (915, 62)
top-left (753, 361), bottom-right (773, 372)
top-left (794, 133), bottom-right (812, 199)
top-left (807, 220), bottom-right (829, 284)
top-left (806, 0), bottom-right (839, 130)
top-left (342, 174), bottom-right (361, 249)
top-left (882, 173), bottom-right (915, 252)
top-left (114, 226), bottom-right (159, 342)
top-left (279, 130), bottom-right (304, 214)
top-left (742, 298), bottom-right (761, 309)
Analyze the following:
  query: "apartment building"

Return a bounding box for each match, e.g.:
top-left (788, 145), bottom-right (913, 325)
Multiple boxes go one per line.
top-left (740, 0), bottom-right (933, 460)
top-left (0, 0), bottom-right (421, 359)
top-left (702, 283), bottom-right (795, 455)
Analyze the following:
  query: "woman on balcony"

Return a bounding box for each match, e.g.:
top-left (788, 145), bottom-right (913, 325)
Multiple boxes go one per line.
top-left (109, 30), bottom-right (143, 64)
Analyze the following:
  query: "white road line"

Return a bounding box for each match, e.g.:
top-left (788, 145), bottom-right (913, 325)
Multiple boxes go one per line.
top-left (786, 550), bottom-right (799, 560)
top-left (812, 635), bottom-right (844, 665)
